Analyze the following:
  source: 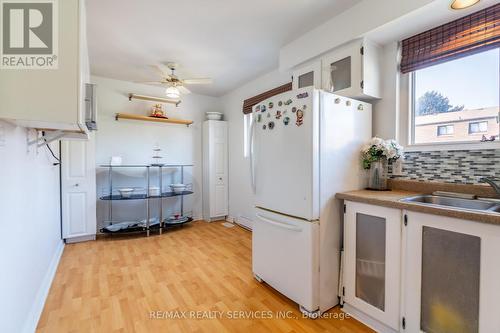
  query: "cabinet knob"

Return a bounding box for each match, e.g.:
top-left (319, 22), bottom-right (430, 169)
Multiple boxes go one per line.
top-left (74, 183), bottom-right (80, 187)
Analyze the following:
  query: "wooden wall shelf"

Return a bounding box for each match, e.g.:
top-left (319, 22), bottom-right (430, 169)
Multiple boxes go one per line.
top-left (115, 113), bottom-right (193, 126)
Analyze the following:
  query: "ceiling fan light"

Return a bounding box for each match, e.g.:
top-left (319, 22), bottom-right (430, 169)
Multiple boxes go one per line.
top-left (165, 86), bottom-right (180, 99)
top-left (450, 0), bottom-right (480, 10)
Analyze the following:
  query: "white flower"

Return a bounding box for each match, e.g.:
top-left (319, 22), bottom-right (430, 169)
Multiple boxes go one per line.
top-left (361, 137), bottom-right (403, 162)
top-left (361, 143), bottom-right (372, 153)
top-left (370, 137), bottom-right (384, 146)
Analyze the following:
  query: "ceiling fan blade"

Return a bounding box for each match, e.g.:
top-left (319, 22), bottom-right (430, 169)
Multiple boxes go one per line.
top-left (182, 78), bottom-right (213, 85)
top-left (155, 64), bottom-right (171, 76)
top-left (177, 85), bottom-right (191, 95)
top-left (135, 81), bottom-right (165, 85)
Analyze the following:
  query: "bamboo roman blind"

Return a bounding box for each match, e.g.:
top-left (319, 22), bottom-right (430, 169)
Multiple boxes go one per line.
top-left (400, 3), bottom-right (500, 74)
top-left (242, 82), bottom-right (292, 114)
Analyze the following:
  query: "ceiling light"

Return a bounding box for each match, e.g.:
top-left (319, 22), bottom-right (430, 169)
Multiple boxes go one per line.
top-left (450, 0), bottom-right (480, 10)
top-left (165, 86), bottom-right (180, 99)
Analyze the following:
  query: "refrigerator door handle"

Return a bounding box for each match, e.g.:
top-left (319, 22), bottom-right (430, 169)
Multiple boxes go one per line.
top-left (249, 116), bottom-right (256, 193)
top-left (256, 214), bottom-right (302, 232)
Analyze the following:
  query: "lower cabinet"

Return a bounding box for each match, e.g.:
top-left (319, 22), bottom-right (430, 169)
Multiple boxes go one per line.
top-left (344, 201), bottom-right (500, 333)
top-left (404, 211), bottom-right (500, 333)
top-left (344, 201), bottom-right (402, 332)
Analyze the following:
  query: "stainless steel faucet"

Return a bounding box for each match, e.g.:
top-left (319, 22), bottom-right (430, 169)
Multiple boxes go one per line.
top-left (480, 177), bottom-right (500, 197)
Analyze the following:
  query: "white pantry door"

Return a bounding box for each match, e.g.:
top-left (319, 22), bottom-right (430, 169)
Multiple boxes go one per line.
top-left (211, 121), bottom-right (228, 218)
top-left (61, 134), bottom-right (96, 242)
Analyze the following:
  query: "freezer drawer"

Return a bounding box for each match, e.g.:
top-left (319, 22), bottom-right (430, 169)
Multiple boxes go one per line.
top-left (252, 208), bottom-right (320, 311)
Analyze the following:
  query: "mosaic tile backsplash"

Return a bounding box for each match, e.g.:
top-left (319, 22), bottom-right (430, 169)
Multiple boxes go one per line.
top-left (389, 149), bottom-right (500, 184)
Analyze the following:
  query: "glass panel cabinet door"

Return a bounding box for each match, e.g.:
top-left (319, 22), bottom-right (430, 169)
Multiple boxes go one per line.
top-left (405, 211), bottom-right (500, 333)
top-left (298, 71), bottom-right (314, 88)
top-left (420, 227), bottom-right (480, 333)
top-left (356, 213), bottom-right (386, 311)
top-left (330, 57), bottom-right (352, 92)
top-left (292, 61), bottom-right (322, 90)
top-left (320, 39), bottom-right (363, 98)
top-left (344, 202), bottom-right (402, 330)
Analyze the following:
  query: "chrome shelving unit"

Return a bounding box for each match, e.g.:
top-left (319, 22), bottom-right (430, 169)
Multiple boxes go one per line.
top-left (99, 164), bottom-right (194, 236)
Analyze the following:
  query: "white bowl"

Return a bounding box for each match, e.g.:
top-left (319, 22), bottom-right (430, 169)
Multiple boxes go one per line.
top-left (206, 112), bottom-right (223, 120)
top-left (118, 188), bottom-right (134, 198)
top-left (110, 156), bottom-right (122, 166)
top-left (148, 187), bottom-right (160, 197)
top-left (170, 184), bottom-right (187, 193)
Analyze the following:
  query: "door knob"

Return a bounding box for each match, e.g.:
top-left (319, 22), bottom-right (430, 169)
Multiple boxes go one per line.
top-left (74, 183), bottom-right (80, 187)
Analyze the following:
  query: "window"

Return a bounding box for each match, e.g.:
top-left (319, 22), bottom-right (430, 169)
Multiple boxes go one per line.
top-left (411, 48), bottom-right (500, 145)
top-left (243, 113), bottom-right (253, 158)
top-left (437, 125), bottom-right (454, 136)
top-left (469, 121), bottom-right (488, 134)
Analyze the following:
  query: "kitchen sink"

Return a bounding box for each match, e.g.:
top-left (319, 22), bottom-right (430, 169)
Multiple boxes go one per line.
top-left (489, 205), bottom-right (500, 213)
top-left (400, 195), bottom-right (500, 213)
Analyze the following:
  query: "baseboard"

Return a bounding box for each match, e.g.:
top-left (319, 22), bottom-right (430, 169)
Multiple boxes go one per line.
top-left (204, 216), bottom-right (226, 222)
top-left (65, 234), bottom-right (96, 244)
top-left (342, 303), bottom-right (398, 333)
top-left (23, 240), bottom-right (65, 333)
top-left (235, 215), bottom-right (253, 231)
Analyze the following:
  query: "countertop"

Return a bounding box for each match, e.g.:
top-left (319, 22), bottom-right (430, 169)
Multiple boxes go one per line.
top-left (336, 189), bottom-right (500, 225)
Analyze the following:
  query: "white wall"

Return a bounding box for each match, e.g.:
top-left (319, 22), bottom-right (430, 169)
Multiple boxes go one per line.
top-left (220, 69), bottom-right (291, 228)
top-left (0, 121), bottom-right (64, 333)
top-left (279, 0), bottom-right (435, 70)
top-left (92, 76), bottom-right (221, 226)
top-left (373, 42), bottom-right (400, 139)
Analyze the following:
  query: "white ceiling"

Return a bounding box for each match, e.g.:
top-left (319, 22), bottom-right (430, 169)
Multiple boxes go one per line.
top-left (366, 0), bottom-right (499, 45)
top-left (86, 0), bottom-right (361, 96)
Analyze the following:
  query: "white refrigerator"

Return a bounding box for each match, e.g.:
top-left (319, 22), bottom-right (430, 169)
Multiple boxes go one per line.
top-left (250, 87), bottom-right (372, 316)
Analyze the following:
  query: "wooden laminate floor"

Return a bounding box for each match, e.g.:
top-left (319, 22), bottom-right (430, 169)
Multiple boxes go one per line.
top-left (37, 221), bottom-right (373, 333)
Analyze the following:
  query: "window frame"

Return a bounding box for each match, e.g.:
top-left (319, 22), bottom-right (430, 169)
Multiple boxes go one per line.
top-left (437, 125), bottom-right (454, 137)
top-left (468, 121), bottom-right (488, 135)
top-left (243, 113), bottom-right (253, 158)
top-left (402, 61), bottom-right (500, 152)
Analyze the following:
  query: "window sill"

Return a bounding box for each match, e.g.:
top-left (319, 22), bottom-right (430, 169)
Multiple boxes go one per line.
top-left (404, 141), bottom-right (500, 152)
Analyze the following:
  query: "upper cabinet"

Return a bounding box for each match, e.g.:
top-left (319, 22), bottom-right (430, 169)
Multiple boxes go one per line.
top-left (292, 61), bottom-right (322, 90)
top-left (321, 39), bottom-right (382, 100)
top-left (292, 39), bottom-right (382, 100)
top-left (0, 0), bottom-right (91, 134)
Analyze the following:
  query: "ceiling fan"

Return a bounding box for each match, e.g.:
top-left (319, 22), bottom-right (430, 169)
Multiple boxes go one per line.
top-left (138, 62), bottom-right (213, 99)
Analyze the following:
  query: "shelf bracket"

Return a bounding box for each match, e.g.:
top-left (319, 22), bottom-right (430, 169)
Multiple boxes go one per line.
top-left (28, 130), bottom-right (65, 148)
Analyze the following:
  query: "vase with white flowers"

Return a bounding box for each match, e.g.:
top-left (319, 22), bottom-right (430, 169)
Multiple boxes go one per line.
top-left (361, 137), bottom-right (403, 190)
